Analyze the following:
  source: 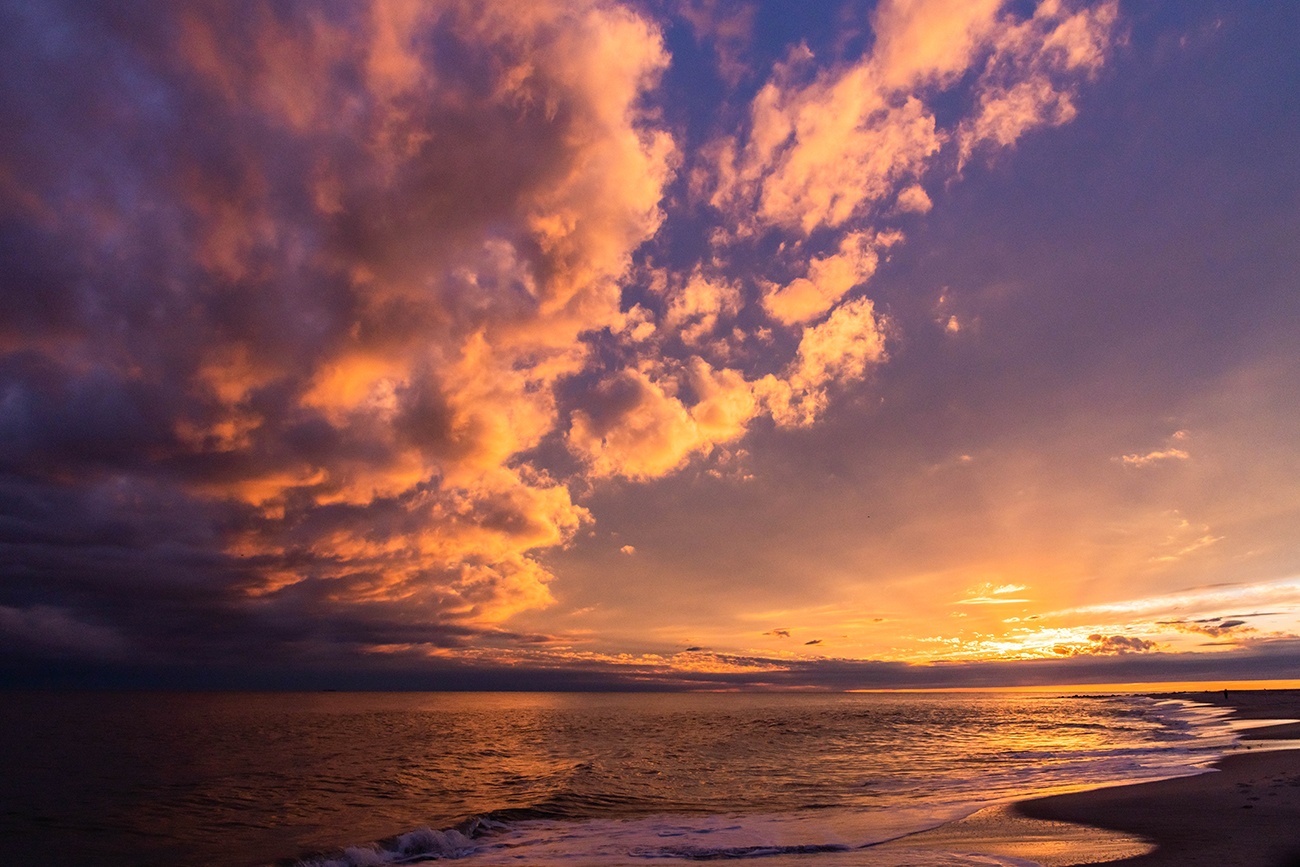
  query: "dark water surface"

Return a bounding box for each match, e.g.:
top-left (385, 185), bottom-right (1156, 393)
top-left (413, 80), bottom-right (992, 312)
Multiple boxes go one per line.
top-left (0, 691), bottom-right (1237, 866)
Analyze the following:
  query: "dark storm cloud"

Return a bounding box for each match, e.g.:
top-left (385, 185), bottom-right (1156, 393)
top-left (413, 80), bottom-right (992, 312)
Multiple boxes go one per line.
top-left (640, 641), bottom-right (1300, 691)
top-left (0, 354), bottom-right (171, 474)
top-left (0, 0), bottom-right (676, 677)
top-left (98, 639), bottom-right (1300, 692)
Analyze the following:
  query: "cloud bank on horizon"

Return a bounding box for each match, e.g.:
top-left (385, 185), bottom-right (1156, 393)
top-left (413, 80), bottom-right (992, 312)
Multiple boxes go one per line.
top-left (3, 0), bottom-right (1300, 688)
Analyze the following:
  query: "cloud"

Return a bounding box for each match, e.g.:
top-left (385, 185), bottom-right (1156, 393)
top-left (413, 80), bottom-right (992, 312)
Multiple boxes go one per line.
top-left (710, 0), bottom-right (1119, 234)
top-left (38, 638), bottom-right (1289, 692)
top-left (1151, 527), bottom-right (1222, 563)
top-left (560, 0), bottom-right (1118, 481)
top-left (0, 0), bottom-right (674, 655)
top-left (894, 184), bottom-right (933, 215)
top-left (759, 297), bottom-right (890, 426)
top-left (567, 290), bottom-right (889, 477)
top-left (1163, 617), bottom-right (1253, 638)
top-left (0, 0), bottom-right (1125, 680)
top-left (664, 269), bottom-right (743, 345)
top-left (871, 0), bottom-right (1004, 88)
top-left (620, 545), bottom-right (636, 555)
top-left (675, 0), bottom-right (756, 87)
top-left (1120, 430), bottom-right (1192, 467)
top-left (958, 582), bottom-right (1031, 604)
top-left (0, 605), bottom-right (129, 660)
top-left (567, 361), bottom-right (762, 480)
top-left (1046, 579), bottom-right (1300, 628)
top-left (957, 0), bottom-right (1120, 165)
top-left (713, 51), bottom-right (941, 235)
top-left (1121, 448), bottom-right (1190, 467)
top-left (762, 231), bottom-right (898, 326)
top-left (1065, 633), bottom-right (1159, 655)
top-left (561, 0), bottom-right (1119, 481)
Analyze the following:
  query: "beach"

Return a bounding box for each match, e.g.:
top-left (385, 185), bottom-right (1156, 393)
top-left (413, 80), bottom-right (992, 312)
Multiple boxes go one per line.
top-left (1016, 690), bottom-right (1300, 866)
top-left (888, 690), bottom-right (1300, 867)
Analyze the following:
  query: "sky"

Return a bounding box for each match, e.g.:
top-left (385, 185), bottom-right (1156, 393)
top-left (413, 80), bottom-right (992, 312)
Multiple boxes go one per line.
top-left (2, 0), bottom-right (1299, 690)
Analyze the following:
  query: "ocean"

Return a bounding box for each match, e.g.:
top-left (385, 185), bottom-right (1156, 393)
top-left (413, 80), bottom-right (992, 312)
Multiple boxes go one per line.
top-left (0, 691), bottom-right (1242, 866)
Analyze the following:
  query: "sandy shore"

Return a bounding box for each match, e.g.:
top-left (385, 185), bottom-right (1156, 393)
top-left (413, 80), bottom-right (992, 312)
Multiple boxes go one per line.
top-left (886, 689), bottom-right (1300, 866)
top-left (1014, 689), bottom-right (1300, 866)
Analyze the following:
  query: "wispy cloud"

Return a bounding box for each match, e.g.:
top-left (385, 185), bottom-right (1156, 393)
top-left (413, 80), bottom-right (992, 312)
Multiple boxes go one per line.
top-left (1162, 617), bottom-right (1252, 638)
top-left (958, 583), bottom-right (1031, 604)
top-left (1120, 430), bottom-right (1192, 467)
top-left (1048, 579), bottom-right (1300, 622)
top-left (1122, 448), bottom-right (1190, 467)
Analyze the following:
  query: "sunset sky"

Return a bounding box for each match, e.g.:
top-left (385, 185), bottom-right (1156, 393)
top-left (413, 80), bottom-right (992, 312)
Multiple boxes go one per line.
top-left (2, 0), bottom-right (1299, 690)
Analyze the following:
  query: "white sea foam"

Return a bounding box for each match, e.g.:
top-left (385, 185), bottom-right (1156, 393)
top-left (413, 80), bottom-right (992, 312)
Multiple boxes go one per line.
top-left (283, 693), bottom-right (1245, 867)
top-left (299, 826), bottom-right (476, 866)
top-left (296, 805), bottom-right (1033, 866)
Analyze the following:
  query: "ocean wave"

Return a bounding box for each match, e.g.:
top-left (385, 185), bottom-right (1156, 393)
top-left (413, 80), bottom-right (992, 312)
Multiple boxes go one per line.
top-left (289, 803), bottom-right (1003, 866)
top-left (292, 817), bottom-right (503, 866)
top-left (629, 842), bottom-right (855, 860)
top-left (286, 695), bottom-right (1243, 867)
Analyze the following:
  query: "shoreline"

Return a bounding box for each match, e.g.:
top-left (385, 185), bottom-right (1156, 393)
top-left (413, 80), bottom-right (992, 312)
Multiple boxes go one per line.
top-left (886, 689), bottom-right (1300, 866)
top-left (1015, 689), bottom-right (1300, 866)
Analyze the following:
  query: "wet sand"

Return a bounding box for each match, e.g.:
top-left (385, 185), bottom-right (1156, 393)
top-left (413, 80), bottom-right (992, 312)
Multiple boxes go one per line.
top-left (1016, 689), bottom-right (1300, 866)
top-left (888, 689), bottom-right (1300, 866)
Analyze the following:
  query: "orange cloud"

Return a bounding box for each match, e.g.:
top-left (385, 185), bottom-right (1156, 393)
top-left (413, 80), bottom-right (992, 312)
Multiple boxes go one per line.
top-left (894, 184), bottom-right (933, 214)
top-left (959, 582), bottom-right (1032, 605)
top-left (1122, 448), bottom-right (1190, 467)
top-left (569, 367), bottom-right (703, 480)
top-left (162, 0), bottom-right (677, 620)
top-left (762, 232), bottom-right (897, 325)
top-left (635, 0), bottom-right (1122, 461)
top-left (958, 0), bottom-right (1120, 164)
top-left (664, 270), bottom-right (743, 345)
top-left (710, 0), bottom-right (1117, 237)
top-left (718, 63), bottom-right (940, 234)
top-left (1164, 617), bottom-right (1253, 639)
top-left (765, 297), bottom-right (890, 426)
top-left (568, 288), bottom-right (891, 479)
top-left (568, 360), bottom-right (759, 480)
top-left (871, 0), bottom-right (1004, 90)
top-left (1053, 634), bottom-right (1159, 656)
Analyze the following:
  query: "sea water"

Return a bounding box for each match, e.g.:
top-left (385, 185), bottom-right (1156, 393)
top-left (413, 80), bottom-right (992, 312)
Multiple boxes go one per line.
top-left (0, 692), bottom-right (1241, 866)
